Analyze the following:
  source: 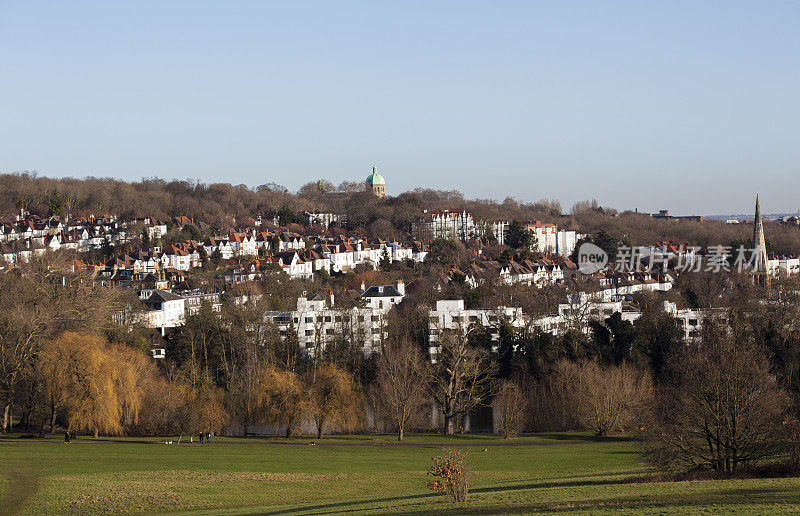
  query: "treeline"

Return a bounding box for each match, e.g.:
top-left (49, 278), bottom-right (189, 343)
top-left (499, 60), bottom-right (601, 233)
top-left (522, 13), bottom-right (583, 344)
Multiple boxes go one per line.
top-left (5, 172), bottom-right (796, 254)
top-left (4, 251), bottom-right (800, 477)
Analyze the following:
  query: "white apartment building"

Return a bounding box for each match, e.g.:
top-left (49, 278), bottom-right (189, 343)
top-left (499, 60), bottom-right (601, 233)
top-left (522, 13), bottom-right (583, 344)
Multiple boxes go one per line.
top-left (427, 300), bottom-right (527, 359)
top-left (414, 209), bottom-right (475, 242)
top-left (304, 212), bottom-right (346, 228)
top-left (475, 220), bottom-right (509, 245)
top-left (768, 256), bottom-right (800, 276)
top-left (661, 301), bottom-right (728, 341)
top-left (555, 229), bottom-right (580, 258)
top-left (264, 290), bottom-right (400, 357)
top-left (527, 222), bottom-right (557, 253)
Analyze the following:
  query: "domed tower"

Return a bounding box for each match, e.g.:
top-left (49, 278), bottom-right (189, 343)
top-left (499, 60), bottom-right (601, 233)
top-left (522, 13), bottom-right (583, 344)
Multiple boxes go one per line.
top-left (365, 166), bottom-right (386, 198)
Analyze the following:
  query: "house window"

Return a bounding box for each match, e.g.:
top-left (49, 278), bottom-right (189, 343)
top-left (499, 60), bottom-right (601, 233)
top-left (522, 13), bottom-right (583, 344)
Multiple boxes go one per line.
top-left (305, 330), bottom-right (314, 336)
top-left (305, 317), bottom-right (314, 323)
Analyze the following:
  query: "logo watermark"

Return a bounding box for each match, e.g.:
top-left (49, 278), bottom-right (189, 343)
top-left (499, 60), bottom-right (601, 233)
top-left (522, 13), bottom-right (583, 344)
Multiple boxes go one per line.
top-left (578, 242), bottom-right (608, 274)
top-left (577, 244), bottom-right (768, 275)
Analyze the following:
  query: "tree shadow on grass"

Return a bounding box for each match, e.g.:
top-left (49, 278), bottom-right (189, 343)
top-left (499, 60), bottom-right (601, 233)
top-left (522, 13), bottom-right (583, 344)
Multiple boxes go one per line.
top-left (0, 465), bottom-right (39, 516)
top-left (386, 486), bottom-right (800, 515)
top-left (535, 433), bottom-right (637, 443)
top-left (244, 484), bottom-right (800, 516)
top-left (249, 476), bottom-right (637, 516)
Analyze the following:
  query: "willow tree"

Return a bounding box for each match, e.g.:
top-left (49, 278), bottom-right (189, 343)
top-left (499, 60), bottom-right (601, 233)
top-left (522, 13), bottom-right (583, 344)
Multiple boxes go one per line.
top-left (39, 332), bottom-right (153, 438)
top-left (258, 367), bottom-right (308, 438)
top-left (308, 363), bottom-right (362, 439)
top-left (1, 253), bottom-right (127, 432)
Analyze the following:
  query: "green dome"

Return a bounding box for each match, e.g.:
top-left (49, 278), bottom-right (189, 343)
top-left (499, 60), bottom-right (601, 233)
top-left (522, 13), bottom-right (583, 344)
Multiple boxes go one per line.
top-left (366, 167), bottom-right (385, 186)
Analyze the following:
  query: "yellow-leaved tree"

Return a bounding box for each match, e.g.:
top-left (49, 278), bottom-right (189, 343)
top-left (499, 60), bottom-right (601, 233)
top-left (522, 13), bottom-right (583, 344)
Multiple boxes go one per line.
top-left (39, 332), bottom-right (154, 438)
top-left (308, 363), bottom-right (362, 439)
top-left (257, 367), bottom-right (308, 438)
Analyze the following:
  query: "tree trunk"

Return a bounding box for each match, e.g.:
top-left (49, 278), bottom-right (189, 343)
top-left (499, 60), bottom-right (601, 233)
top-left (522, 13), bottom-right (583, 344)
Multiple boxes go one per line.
top-left (445, 415), bottom-right (455, 435)
top-left (3, 402), bottom-right (12, 432)
top-left (94, 429), bottom-right (99, 439)
top-left (286, 414), bottom-right (294, 438)
top-left (398, 425), bottom-right (404, 441)
top-left (50, 402), bottom-right (57, 433)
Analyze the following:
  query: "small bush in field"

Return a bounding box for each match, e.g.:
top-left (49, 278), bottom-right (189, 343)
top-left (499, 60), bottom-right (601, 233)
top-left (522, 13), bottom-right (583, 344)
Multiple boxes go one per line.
top-left (426, 448), bottom-right (469, 502)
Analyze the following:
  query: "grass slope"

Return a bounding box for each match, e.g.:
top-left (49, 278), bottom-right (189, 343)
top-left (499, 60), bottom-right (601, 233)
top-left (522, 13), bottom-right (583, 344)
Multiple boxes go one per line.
top-left (1, 433), bottom-right (800, 514)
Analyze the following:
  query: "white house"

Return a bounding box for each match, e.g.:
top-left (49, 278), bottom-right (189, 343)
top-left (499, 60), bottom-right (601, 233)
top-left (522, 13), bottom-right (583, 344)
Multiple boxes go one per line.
top-left (275, 251), bottom-right (314, 280)
top-left (139, 290), bottom-right (186, 335)
top-left (361, 281), bottom-right (405, 310)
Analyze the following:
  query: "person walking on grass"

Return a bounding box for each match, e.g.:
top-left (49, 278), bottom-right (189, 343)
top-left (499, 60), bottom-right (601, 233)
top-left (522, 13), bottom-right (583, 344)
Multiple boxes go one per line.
top-left (64, 431), bottom-right (70, 444)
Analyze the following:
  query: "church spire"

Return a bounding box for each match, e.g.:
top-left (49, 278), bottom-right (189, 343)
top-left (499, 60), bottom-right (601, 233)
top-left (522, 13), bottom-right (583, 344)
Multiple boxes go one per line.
top-left (753, 193), bottom-right (769, 282)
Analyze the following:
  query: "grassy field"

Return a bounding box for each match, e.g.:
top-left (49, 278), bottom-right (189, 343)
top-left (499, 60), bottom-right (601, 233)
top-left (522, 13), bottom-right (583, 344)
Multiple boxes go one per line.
top-left (2, 433), bottom-right (800, 515)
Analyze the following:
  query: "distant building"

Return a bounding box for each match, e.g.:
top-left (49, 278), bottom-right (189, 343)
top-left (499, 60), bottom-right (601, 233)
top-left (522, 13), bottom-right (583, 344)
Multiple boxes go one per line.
top-left (264, 290), bottom-right (398, 358)
top-left (366, 167), bottom-right (386, 198)
top-left (413, 209), bottom-right (475, 242)
top-left (474, 220), bottom-right (510, 245)
top-left (138, 289), bottom-right (186, 335)
top-left (361, 281), bottom-right (405, 310)
top-left (304, 212), bottom-right (346, 228)
top-left (555, 229), bottom-right (580, 258)
top-left (651, 209), bottom-right (704, 222)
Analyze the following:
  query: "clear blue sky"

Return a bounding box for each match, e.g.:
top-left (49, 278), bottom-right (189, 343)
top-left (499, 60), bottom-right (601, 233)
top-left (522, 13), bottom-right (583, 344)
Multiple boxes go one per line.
top-left (2, 1), bottom-right (798, 215)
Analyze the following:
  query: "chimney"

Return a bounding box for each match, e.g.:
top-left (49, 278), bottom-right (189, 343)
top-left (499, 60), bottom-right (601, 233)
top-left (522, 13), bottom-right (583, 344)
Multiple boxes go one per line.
top-left (397, 280), bottom-right (405, 296)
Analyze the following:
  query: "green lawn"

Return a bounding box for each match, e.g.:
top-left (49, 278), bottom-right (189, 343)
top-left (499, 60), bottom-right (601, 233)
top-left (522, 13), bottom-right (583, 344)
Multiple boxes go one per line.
top-left (2, 433), bottom-right (800, 514)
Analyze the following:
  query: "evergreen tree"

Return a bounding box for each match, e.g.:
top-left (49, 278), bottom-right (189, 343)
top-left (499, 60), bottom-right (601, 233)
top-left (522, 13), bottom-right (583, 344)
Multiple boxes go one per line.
top-left (505, 219), bottom-right (531, 249)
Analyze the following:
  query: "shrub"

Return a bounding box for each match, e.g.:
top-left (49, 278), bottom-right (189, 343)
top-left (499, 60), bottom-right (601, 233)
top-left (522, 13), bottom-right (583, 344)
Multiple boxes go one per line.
top-left (426, 448), bottom-right (469, 502)
top-left (557, 359), bottom-right (653, 436)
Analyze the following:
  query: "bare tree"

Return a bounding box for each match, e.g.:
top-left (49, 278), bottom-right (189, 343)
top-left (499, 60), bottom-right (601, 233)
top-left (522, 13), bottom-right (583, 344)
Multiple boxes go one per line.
top-left (557, 359), bottom-right (652, 436)
top-left (429, 327), bottom-right (496, 435)
top-left (493, 380), bottom-right (527, 439)
top-left (374, 340), bottom-right (431, 441)
top-left (642, 324), bottom-right (789, 473)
